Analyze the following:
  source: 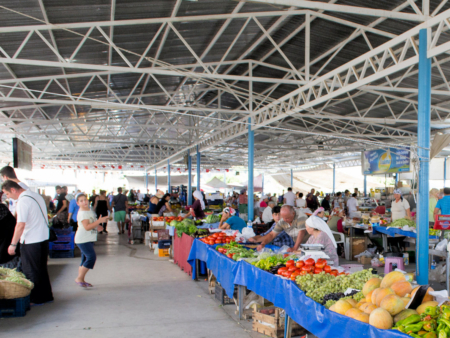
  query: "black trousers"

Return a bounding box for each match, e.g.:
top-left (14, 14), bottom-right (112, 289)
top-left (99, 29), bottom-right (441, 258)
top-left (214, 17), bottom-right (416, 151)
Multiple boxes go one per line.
top-left (21, 241), bottom-right (54, 304)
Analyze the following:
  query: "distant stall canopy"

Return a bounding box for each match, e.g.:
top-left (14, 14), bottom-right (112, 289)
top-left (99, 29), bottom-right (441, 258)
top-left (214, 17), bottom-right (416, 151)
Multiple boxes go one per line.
top-left (204, 177), bottom-right (229, 189)
top-left (125, 175), bottom-right (195, 191)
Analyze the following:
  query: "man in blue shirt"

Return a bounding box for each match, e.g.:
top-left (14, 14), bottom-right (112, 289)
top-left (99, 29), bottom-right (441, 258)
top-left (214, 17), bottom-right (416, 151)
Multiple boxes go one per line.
top-left (435, 188), bottom-right (450, 218)
top-left (219, 207), bottom-right (246, 232)
top-left (68, 195), bottom-right (80, 231)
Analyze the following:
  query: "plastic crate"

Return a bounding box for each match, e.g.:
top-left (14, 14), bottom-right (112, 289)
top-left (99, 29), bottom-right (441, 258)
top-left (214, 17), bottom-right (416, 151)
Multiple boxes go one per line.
top-left (49, 242), bottom-right (75, 251)
top-left (49, 250), bottom-right (74, 258)
top-left (0, 295), bottom-right (30, 318)
top-left (157, 229), bottom-right (170, 240)
top-left (52, 228), bottom-right (72, 236)
top-left (54, 232), bottom-right (75, 243)
top-left (214, 283), bottom-right (234, 305)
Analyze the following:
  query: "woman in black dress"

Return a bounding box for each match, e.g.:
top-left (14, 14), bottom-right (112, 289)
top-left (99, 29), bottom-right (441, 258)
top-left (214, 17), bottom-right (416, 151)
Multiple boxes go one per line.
top-left (94, 190), bottom-right (110, 234)
top-left (0, 203), bottom-right (21, 270)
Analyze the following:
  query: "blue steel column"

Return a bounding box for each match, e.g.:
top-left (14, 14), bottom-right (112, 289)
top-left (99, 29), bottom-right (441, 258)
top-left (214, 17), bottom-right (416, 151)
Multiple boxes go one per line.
top-left (364, 175), bottom-right (367, 197)
top-left (196, 145), bottom-right (201, 191)
top-left (445, 157), bottom-right (447, 188)
top-left (248, 118), bottom-right (254, 221)
top-left (395, 173), bottom-right (399, 187)
top-left (333, 163), bottom-right (336, 194)
top-left (145, 172), bottom-right (148, 191)
top-left (188, 150), bottom-right (192, 205)
top-left (168, 160), bottom-right (171, 193)
top-left (417, 28), bottom-right (431, 285)
top-left (290, 169), bottom-right (293, 188)
top-left (155, 168), bottom-right (158, 193)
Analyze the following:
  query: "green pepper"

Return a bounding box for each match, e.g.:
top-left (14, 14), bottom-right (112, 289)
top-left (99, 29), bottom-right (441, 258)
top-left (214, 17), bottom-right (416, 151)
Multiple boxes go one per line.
top-left (424, 306), bottom-right (439, 317)
top-left (397, 315), bottom-right (422, 327)
top-left (440, 319), bottom-right (450, 330)
top-left (423, 320), bottom-right (437, 332)
top-left (405, 322), bottom-right (424, 334)
top-left (395, 325), bottom-right (405, 333)
top-left (407, 333), bottom-right (422, 338)
top-left (442, 306), bottom-right (450, 321)
top-left (422, 332), bottom-right (437, 338)
top-left (439, 330), bottom-right (448, 338)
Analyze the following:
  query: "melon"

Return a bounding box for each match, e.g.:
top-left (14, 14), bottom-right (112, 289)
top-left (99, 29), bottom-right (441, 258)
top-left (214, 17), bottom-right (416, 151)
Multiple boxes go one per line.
top-left (375, 288), bottom-right (395, 307)
top-left (369, 308), bottom-right (393, 330)
top-left (366, 290), bottom-right (374, 304)
top-left (393, 309), bottom-right (418, 325)
top-left (363, 304), bottom-right (378, 315)
top-left (417, 301), bottom-right (438, 315)
top-left (400, 297), bottom-right (411, 307)
top-left (411, 286), bottom-right (435, 304)
top-left (356, 301), bottom-right (366, 308)
top-left (345, 299), bottom-right (357, 307)
top-left (380, 294), bottom-right (406, 316)
top-left (334, 299), bottom-right (354, 315)
top-left (359, 303), bottom-right (372, 312)
top-left (371, 289), bottom-right (381, 305)
top-left (329, 304), bottom-right (336, 312)
top-left (380, 271), bottom-right (406, 289)
top-left (345, 308), bottom-right (362, 318)
top-left (346, 308), bottom-right (369, 323)
top-left (391, 281), bottom-right (413, 297)
top-left (363, 278), bottom-right (382, 296)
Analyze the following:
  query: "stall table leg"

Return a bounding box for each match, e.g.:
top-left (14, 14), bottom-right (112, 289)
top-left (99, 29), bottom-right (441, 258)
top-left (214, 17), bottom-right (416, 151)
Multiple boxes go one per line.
top-left (284, 314), bottom-right (292, 338)
top-left (238, 285), bottom-right (245, 320)
top-left (382, 234), bottom-right (388, 252)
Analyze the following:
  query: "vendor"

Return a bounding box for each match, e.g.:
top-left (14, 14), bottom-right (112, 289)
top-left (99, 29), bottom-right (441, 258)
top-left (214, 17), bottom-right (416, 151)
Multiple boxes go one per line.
top-left (346, 193), bottom-right (359, 218)
top-left (391, 189), bottom-right (411, 221)
top-left (185, 190), bottom-right (205, 219)
top-left (305, 216), bottom-right (339, 266)
top-left (262, 201), bottom-right (275, 223)
top-left (155, 193), bottom-right (173, 216)
top-left (312, 207), bottom-right (325, 219)
top-left (147, 195), bottom-right (160, 214)
top-left (219, 207), bottom-right (246, 232)
top-left (321, 195), bottom-right (331, 212)
top-left (248, 206), bottom-right (294, 247)
top-left (434, 187), bottom-right (450, 218)
top-left (257, 205), bottom-right (309, 252)
top-left (260, 195), bottom-right (269, 208)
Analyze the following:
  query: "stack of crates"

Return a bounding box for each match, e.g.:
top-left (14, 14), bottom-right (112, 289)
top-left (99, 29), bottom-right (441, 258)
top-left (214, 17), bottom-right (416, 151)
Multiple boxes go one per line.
top-left (0, 295), bottom-right (30, 318)
top-left (49, 228), bottom-right (75, 258)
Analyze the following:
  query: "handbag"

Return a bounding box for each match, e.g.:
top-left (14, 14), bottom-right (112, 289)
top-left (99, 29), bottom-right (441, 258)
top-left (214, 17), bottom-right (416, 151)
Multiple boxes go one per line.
top-left (22, 195), bottom-right (58, 242)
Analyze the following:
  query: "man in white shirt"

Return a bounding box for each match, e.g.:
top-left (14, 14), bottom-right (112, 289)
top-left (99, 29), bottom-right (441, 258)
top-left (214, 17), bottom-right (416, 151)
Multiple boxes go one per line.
top-left (0, 165), bottom-right (29, 216)
top-left (2, 180), bottom-right (54, 305)
top-left (136, 189), bottom-right (144, 202)
top-left (283, 187), bottom-right (296, 206)
top-left (262, 201), bottom-right (276, 223)
top-left (347, 193), bottom-right (359, 218)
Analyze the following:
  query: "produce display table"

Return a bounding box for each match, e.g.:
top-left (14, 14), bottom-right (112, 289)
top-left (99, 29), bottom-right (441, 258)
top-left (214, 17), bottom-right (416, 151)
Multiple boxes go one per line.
top-left (373, 226), bottom-right (439, 252)
top-left (187, 239), bottom-right (409, 338)
top-left (173, 233), bottom-right (195, 275)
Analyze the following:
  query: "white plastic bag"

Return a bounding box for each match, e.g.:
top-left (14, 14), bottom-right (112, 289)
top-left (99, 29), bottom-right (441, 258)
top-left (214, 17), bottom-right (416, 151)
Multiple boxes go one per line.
top-left (435, 239), bottom-right (448, 252)
top-left (242, 227), bottom-right (256, 240)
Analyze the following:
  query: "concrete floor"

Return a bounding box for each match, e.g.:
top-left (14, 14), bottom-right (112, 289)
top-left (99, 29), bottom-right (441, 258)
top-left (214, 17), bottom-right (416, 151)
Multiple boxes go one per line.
top-left (0, 222), bottom-right (266, 338)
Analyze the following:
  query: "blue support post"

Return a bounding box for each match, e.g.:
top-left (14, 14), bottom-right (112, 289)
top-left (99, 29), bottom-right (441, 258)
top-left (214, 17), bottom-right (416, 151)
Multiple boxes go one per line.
top-left (290, 169), bottom-right (293, 188)
top-left (445, 157), bottom-right (447, 188)
top-left (417, 28), bottom-right (431, 285)
top-left (145, 172), bottom-right (148, 191)
top-left (248, 118), bottom-right (254, 221)
top-left (333, 163), bottom-right (336, 194)
top-left (196, 145), bottom-right (201, 191)
top-left (395, 173), bottom-right (399, 187)
top-left (168, 160), bottom-right (171, 194)
top-left (155, 168), bottom-right (157, 193)
top-left (364, 175), bottom-right (367, 197)
top-left (188, 150), bottom-right (192, 206)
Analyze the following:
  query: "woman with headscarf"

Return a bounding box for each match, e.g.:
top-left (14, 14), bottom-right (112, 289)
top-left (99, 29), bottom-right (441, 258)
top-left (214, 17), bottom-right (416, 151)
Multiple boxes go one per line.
top-left (391, 189), bottom-right (411, 221)
top-left (312, 207), bottom-right (325, 219)
top-left (0, 203), bottom-right (21, 270)
top-left (155, 193), bottom-right (173, 216)
top-left (305, 216), bottom-right (339, 266)
top-left (187, 190), bottom-right (205, 219)
top-left (429, 188), bottom-right (440, 227)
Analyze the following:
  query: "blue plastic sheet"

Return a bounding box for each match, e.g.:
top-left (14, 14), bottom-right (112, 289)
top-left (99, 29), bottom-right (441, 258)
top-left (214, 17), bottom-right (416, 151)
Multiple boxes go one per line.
top-left (373, 226), bottom-right (438, 239)
top-left (233, 261), bottom-right (409, 338)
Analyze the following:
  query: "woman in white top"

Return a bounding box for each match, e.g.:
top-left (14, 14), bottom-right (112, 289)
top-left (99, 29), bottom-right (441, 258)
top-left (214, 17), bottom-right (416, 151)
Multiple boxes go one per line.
top-left (296, 192), bottom-right (306, 208)
top-left (391, 189), bottom-right (411, 221)
top-left (75, 194), bottom-right (108, 288)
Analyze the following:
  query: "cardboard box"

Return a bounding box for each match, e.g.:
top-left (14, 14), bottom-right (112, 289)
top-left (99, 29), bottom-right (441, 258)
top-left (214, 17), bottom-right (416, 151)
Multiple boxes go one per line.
top-left (397, 182), bottom-right (403, 188)
top-left (158, 249), bottom-right (170, 257)
top-left (352, 238), bottom-right (366, 260)
top-left (359, 256), bottom-right (372, 265)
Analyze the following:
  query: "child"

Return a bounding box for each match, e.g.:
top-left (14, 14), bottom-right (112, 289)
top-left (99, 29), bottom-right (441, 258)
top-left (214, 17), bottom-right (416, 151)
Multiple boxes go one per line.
top-left (75, 194), bottom-right (108, 288)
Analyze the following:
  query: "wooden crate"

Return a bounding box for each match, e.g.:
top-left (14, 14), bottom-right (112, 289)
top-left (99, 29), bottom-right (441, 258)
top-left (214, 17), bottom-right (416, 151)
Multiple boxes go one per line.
top-left (252, 308), bottom-right (307, 338)
top-left (208, 270), bottom-right (216, 294)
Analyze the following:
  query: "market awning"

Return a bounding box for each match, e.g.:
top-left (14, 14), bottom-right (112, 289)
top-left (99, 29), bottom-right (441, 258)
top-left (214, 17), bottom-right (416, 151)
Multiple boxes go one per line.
top-left (125, 175), bottom-right (195, 191)
top-left (430, 133), bottom-right (450, 159)
top-left (204, 177), bottom-right (229, 189)
top-left (241, 174), bottom-right (264, 192)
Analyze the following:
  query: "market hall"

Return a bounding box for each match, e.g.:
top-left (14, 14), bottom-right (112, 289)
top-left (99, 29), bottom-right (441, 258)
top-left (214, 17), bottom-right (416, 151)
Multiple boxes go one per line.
top-left (1, 0), bottom-right (450, 337)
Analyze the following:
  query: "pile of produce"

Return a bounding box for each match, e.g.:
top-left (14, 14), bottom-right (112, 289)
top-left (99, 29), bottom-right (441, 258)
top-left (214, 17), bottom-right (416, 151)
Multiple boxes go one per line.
top-left (200, 232), bottom-right (236, 245)
top-left (296, 268), bottom-right (371, 304)
top-left (0, 268), bottom-right (34, 288)
top-left (251, 253), bottom-right (290, 271)
top-left (429, 228), bottom-right (440, 236)
top-left (166, 216), bottom-right (184, 225)
top-left (216, 242), bottom-right (258, 261)
top-left (389, 218), bottom-right (416, 228)
top-left (152, 216), bottom-right (164, 222)
top-left (329, 270), bottom-right (438, 333)
top-left (204, 214), bottom-right (221, 224)
top-left (170, 218), bottom-right (197, 237)
top-left (323, 290), bottom-right (361, 307)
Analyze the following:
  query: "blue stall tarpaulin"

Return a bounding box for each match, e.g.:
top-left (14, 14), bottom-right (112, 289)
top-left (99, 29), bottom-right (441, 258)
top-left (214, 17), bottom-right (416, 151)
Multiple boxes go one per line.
top-left (373, 226), bottom-right (439, 239)
top-left (233, 261), bottom-right (409, 338)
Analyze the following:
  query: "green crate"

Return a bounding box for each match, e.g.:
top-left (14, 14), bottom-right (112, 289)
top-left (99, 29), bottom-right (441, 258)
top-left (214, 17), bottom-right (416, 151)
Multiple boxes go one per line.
top-left (239, 204), bottom-right (248, 214)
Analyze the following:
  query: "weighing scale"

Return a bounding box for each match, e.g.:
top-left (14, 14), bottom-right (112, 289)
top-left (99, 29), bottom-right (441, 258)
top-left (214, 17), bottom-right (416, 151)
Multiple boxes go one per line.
top-left (298, 244), bottom-right (330, 260)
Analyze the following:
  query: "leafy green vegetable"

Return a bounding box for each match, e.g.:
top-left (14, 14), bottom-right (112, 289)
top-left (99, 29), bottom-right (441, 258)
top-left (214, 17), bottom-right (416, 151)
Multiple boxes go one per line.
top-left (389, 218), bottom-right (416, 228)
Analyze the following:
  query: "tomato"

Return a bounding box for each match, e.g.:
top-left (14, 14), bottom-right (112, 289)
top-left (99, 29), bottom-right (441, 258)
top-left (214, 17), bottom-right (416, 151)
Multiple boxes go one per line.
top-left (283, 254), bottom-right (289, 258)
top-left (277, 267), bottom-right (288, 274)
top-left (286, 260), bottom-right (295, 268)
top-left (215, 239), bottom-right (222, 244)
top-left (288, 266), bottom-right (298, 272)
top-left (305, 258), bottom-right (315, 266)
top-left (314, 268), bottom-right (323, 274)
top-left (218, 248), bottom-right (224, 253)
top-left (301, 265), bottom-right (312, 272)
top-left (208, 240), bottom-right (215, 245)
top-left (212, 233), bottom-right (220, 238)
top-left (295, 261), bottom-right (305, 269)
top-left (282, 271), bottom-right (291, 278)
top-left (290, 274), bottom-right (298, 281)
top-left (330, 270), bottom-right (338, 277)
top-left (339, 272), bottom-right (346, 275)
top-left (218, 233), bottom-right (225, 237)
top-left (225, 238), bottom-right (231, 243)
top-left (299, 270), bottom-right (308, 276)
top-left (323, 265), bottom-right (332, 273)
top-left (315, 260), bottom-right (326, 269)
top-left (227, 254), bottom-right (233, 259)
top-left (222, 249), bottom-right (227, 254)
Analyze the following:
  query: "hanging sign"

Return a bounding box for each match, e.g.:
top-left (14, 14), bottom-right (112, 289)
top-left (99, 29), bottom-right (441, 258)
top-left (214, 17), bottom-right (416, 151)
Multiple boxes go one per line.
top-left (13, 138), bottom-right (32, 171)
top-left (361, 147), bottom-right (411, 175)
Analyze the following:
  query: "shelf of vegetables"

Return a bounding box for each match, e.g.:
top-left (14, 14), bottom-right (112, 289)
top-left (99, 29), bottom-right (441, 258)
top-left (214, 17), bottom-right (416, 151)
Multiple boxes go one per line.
top-left (187, 235), bottom-right (446, 338)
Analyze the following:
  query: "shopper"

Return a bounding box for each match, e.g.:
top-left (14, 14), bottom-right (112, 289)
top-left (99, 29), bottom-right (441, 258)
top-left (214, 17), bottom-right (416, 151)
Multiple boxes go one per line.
top-left (155, 193), bottom-right (173, 216)
top-left (429, 188), bottom-right (440, 226)
top-left (93, 190), bottom-right (110, 234)
top-left (0, 166), bottom-right (29, 216)
top-left (219, 207), bottom-right (246, 232)
top-left (283, 187), bottom-right (296, 207)
top-left (434, 187), bottom-right (450, 217)
top-left (89, 190), bottom-right (97, 208)
top-left (136, 190), bottom-right (144, 202)
top-left (147, 195), bottom-right (159, 214)
top-left (0, 203), bottom-right (21, 270)
top-left (262, 201), bottom-right (275, 223)
top-left (68, 193), bottom-right (80, 232)
top-left (321, 195), bottom-right (331, 212)
top-left (347, 193), bottom-right (360, 218)
top-left (260, 195), bottom-right (269, 208)
top-left (112, 188), bottom-right (128, 235)
top-left (2, 180), bottom-right (53, 305)
top-left (128, 189), bottom-right (136, 203)
top-left (75, 194), bottom-right (108, 288)
top-left (296, 193), bottom-right (306, 208)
